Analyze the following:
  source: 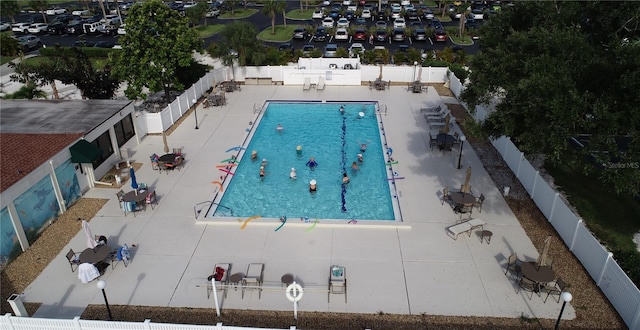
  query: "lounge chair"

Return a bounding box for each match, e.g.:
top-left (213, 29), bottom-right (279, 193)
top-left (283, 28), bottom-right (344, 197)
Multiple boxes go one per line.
top-left (242, 263), bottom-right (264, 299)
top-left (317, 77), bottom-right (325, 91)
top-left (429, 132), bottom-right (439, 150)
top-left (446, 218), bottom-right (486, 240)
top-left (207, 263), bottom-right (231, 299)
top-left (328, 265), bottom-right (347, 303)
top-left (303, 78), bottom-right (311, 91)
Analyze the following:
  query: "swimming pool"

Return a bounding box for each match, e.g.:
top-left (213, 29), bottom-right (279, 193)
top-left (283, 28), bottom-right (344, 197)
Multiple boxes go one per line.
top-left (210, 101), bottom-right (400, 221)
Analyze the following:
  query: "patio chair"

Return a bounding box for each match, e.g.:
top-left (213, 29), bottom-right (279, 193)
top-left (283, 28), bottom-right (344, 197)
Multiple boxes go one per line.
top-left (540, 256), bottom-right (554, 268)
top-left (455, 204), bottom-right (473, 220)
top-left (303, 78), bottom-right (311, 91)
top-left (420, 103), bottom-right (445, 114)
top-left (429, 132), bottom-right (438, 150)
top-left (328, 265), bottom-right (347, 303)
top-left (116, 190), bottom-right (124, 202)
top-left (541, 277), bottom-right (565, 303)
top-left (452, 132), bottom-right (460, 147)
top-left (441, 186), bottom-right (451, 205)
top-left (242, 263), bottom-right (264, 299)
top-left (207, 263), bottom-right (231, 299)
top-left (174, 156), bottom-right (183, 170)
top-left (146, 191), bottom-right (158, 210)
top-left (473, 193), bottom-right (485, 213)
top-left (111, 244), bottom-right (131, 269)
top-left (517, 276), bottom-right (539, 299)
top-left (317, 77), bottom-right (325, 91)
top-left (66, 249), bottom-right (81, 272)
top-left (504, 253), bottom-right (523, 279)
top-left (173, 148), bottom-right (182, 156)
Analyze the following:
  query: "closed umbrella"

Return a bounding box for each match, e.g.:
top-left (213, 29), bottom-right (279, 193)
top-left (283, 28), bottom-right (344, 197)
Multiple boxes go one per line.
top-left (441, 114), bottom-right (451, 134)
top-left (82, 220), bottom-right (97, 249)
top-left (162, 131), bottom-right (170, 153)
top-left (417, 65), bottom-right (423, 82)
top-left (462, 167), bottom-right (472, 193)
top-left (538, 236), bottom-right (552, 266)
top-left (130, 167), bottom-right (139, 190)
top-left (378, 64), bottom-right (383, 80)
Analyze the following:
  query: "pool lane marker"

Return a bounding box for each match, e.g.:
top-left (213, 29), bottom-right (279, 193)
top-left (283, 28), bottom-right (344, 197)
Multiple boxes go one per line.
top-left (275, 217), bottom-right (287, 232)
top-left (385, 161), bottom-right (399, 166)
top-left (388, 177), bottom-right (405, 180)
top-left (305, 219), bottom-right (319, 232)
top-left (240, 215), bottom-right (261, 229)
top-left (216, 164), bottom-right (237, 168)
top-left (211, 181), bottom-right (223, 192)
top-left (218, 168), bottom-right (234, 175)
top-left (220, 158), bottom-right (237, 163)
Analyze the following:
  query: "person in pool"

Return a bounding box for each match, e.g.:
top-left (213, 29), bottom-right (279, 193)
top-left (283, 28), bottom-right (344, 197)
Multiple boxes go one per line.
top-left (309, 179), bottom-right (317, 192)
top-left (360, 143), bottom-right (367, 152)
top-left (357, 153), bottom-right (364, 164)
top-left (276, 123), bottom-right (284, 134)
top-left (261, 158), bottom-right (267, 167)
top-left (259, 166), bottom-right (265, 179)
top-left (251, 150), bottom-right (258, 161)
top-left (306, 157), bottom-right (318, 170)
top-left (342, 173), bottom-right (350, 184)
top-left (290, 167), bottom-right (297, 179)
top-left (351, 161), bottom-right (360, 172)
top-left (339, 106), bottom-right (345, 114)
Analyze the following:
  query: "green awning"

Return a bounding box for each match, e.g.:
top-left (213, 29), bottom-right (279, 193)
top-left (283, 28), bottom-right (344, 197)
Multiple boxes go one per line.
top-left (69, 139), bottom-right (102, 163)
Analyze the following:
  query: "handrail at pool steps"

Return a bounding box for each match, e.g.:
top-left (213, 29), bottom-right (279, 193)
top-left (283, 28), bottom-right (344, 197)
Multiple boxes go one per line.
top-left (197, 201), bottom-right (234, 219)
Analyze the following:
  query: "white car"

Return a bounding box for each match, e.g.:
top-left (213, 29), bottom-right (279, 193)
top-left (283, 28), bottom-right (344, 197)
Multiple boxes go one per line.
top-left (342, 0), bottom-right (351, 5)
top-left (322, 0), bottom-right (330, 5)
top-left (334, 27), bottom-right (348, 41)
top-left (347, 4), bottom-right (357, 11)
top-left (361, 9), bottom-right (371, 18)
top-left (393, 18), bottom-right (406, 28)
top-left (72, 9), bottom-right (91, 16)
top-left (349, 42), bottom-right (364, 56)
top-left (391, 8), bottom-right (402, 19)
top-left (400, 0), bottom-right (411, 5)
top-left (0, 21), bottom-right (11, 31)
top-left (205, 8), bottom-right (220, 17)
top-left (472, 9), bottom-right (484, 20)
top-left (322, 17), bottom-right (334, 27)
top-left (117, 24), bottom-right (126, 35)
top-left (28, 23), bottom-right (48, 34)
top-left (390, 3), bottom-right (401, 11)
top-left (312, 10), bottom-right (324, 19)
top-left (337, 17), bottom-right (350, 28)
top-left (12, 22), bottom-right (31, 33)
top-left (46, 7), bottom-right (67, 15)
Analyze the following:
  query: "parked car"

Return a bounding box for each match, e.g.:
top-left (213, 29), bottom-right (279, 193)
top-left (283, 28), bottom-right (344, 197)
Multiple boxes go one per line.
top-left (472, 8), bottom-right (484, 20)
top-left (322, 17), bottom-right (334, 27)
top-left (347, 4), bottom-right (358, 11)
top-left (312, 10), bottom-right (324, 19)
top-left (375, 29), bottom-right (388, 42)
top-left (328, 9), bottom-right (340, 19)
top-left (353, 28), bottom-right (366, 41)
top-left (392, 28), bottom-right (405, 41)
top-left (314, 26), bottom-right (328, 41)
top-left (72, 9), bottom-right (91, 16)
top-left (12, 23), bottom-right (31, 34)
top-left (361, 9), bottom-right (371, 18)
top-left (344, 10), bottom-right (355, 20)
top-left (393, 18), bottom-right (406, 28)
top-left (375, 20), bottom-right (387, 29)
top-left (47, 23), bottom-right (67, 35)
top-left (405, 9), bottom-right (418, 20)
top-left (94, 41), bottom-right (116, 48)
top-left (334, 27), bottom-right (349, 41)
top-left (423, 8), bottom-right (434, 20)
top-left (28, 15), bottom-right (45, 24)
top-left (278, 43), bottom-right (293, 51)
top-left (99, 24), bottom-right (118, 36)
top-left (302, 44), bottom-right (315, 55)
top-left (27, 23), bottom-right (48, 34)
top-left (409, 21), bottom-right (423, 29)
top-left (354, 17), bottom-right (367, 26)
top-left (72, 40), bottom-right (96, 47)
top-left (66, 22), bottom-right (83, 34)
top-left (293, 27), bottom-right (309, 39)
top-left (205, 8), bottom-right (220, 17)
top-left (117, 24), bottom-right (126, 35)
top-left (324, 43), bottom-right (338, 57)
top-left (349, 42), bottom-right (364, 57)
top-left (430, 18), bottom-right (443, 30)
top-left (337, 18), bottom-right (350, 28)
top-left (412, 28), bottom-right (427, 41)
top-left (83, 21), bottom-right (104, 34)
top-left (433, 28), bottom-right (447, 42)
top-left (391, 8), bottom-right (402, 19)
top-left (0, 21), bottom-right (11, 31)
top-left (46, 7), bottom-right (68, 15)
top-left (15, 35), bottom-right (42, 51)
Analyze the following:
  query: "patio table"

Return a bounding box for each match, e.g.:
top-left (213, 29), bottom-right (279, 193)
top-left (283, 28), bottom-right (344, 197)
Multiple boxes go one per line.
top-left (521, 261), bottom-right (555, 284)
top-left (122, 189), bottom-right (151, 203)
top-left (79, 244), bottom-right (111, 264)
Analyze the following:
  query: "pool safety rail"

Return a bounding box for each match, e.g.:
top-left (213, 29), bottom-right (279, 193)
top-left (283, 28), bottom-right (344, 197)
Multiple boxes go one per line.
top-left (376, 104), bottom-right (387, 115)
top-left (195, 201), bottom-right (233, 219)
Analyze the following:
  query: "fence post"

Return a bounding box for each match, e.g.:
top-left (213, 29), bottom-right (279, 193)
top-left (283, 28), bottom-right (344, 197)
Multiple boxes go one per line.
top-left (597, 252), bottom-right (613, 286)
top-left (530, 171), bottom-right (539, 197)
top-left (144, 319), bottom-right (152, 330)
top-left (72, 316), bottom-right (81, 330)
top-left (569, 219), bottom-right (582, 251)
top-left (548, 193), bottom-right (559, 223)
top-left (168, 103), bottom-right (174, 127)
top-left (2, 314), bottom-right (16, 330)
top-left (515, 152), bottom-right (524, 177)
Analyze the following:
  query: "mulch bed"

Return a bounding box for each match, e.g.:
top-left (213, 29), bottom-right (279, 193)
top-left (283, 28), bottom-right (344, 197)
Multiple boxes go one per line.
top-left (0, 87), bottom-right (627, 329)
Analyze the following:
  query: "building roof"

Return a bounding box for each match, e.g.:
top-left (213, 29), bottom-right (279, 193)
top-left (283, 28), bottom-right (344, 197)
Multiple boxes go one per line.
top-left (0, 100), bottom-right (133, 193)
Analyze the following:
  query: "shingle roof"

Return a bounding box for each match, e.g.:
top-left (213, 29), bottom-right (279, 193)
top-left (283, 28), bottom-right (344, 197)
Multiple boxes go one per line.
top-left (0, 133), bottom-right (84, 192)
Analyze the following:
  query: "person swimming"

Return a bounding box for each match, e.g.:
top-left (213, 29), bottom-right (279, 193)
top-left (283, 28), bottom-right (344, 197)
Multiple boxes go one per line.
top-left (360, 143), bottom-right (367, 152)
top-left (296, 145), bottom-right (302, 156)
top-left (342, 173), bottom-right (350, 184)
top-left (276, 123), bottom-right (284, 134)
top-left (357, 153), bottom-right (364, 164)
top-left (351, 161), bottom-right (360, 172)
top-left (251, 150), bottom-right (258, 160)
top-left (306, 157), bottom-right (318, 170)
top-left (290, 167), bottom-right (297, 179)
top-left (339, 106), bottom-right (345, 114)
top-left (309, 179), bottom-right (317, 192)
top-left (261, 158), bottom-right (267, 167)
top-left (259, 166), bottom-right (265, 179)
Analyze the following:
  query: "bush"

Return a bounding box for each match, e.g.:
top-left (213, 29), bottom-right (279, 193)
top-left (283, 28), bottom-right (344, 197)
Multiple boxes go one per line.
top-left (448, 63), bottom-right (468, 82)
top-left (612, 249), bottom-right (640, 286)
top-left (1, 34), bottom-right (20, 56)
top-left (39, 46), bottom-right (119, 58)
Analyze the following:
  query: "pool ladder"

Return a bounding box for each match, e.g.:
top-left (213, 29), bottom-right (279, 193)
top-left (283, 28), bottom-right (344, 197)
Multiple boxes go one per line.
top-left (194, 201), bottom-right (234, 219)
top-left (376, 104), bottom-right (387, 116)
top-left (253, 103), bottom-right (265, 114)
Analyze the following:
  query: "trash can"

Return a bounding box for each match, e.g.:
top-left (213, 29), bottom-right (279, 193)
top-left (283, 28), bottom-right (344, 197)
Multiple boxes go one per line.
top-left (120, 147), bottom-right (130, 160)
top-left (7, 293), bottom-right (28, 317)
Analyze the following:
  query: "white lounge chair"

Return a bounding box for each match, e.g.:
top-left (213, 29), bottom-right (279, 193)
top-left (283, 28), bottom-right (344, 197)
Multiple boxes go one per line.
top-left (303, 78), bottom-right (311, 91)
top-left (317, 77), bottom-right (325, 91)
top-left (242, 263), bottom-right (264, 299)
top-left (446, 218), bottom-right (486, 240)
top-left (328, 265), bottom-right (347, 303)
top-left (207, 263), bottom-right (231, 298)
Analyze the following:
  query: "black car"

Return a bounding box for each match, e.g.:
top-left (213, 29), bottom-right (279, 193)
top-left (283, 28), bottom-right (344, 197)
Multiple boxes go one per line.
top-left (94, 41), bottom-right (116, 48)
top-left (278, 43), bottom-right (293, 51)
top-left (406, 9), bottom-right (419, 20)
top-left (314, 27), bottom-right (328, 41)
top-left (66, 23), bottom-right (83, 35)
top-left (100, 25), bottom-right (118, 36)
top-left (375, 29), bottom-right (388, 42)
top-left (375, 10), bottom-right (387, 21)
top-left (28, 14), bottom-right (45, 24)
top-left (72, 40), bottom-right (96, 47)
top-left (429, 18), bottom-right (443, 30)
top-left (412, 28), bottom-right (427, 41)
top-left (293, 27), bottom-right (309, 40)
top-left (392, 28), bottom-right (406, 42)
top-left (344, 10), bottom-right (355, 20)
top-left (47, 23), bottom-right (67, 35)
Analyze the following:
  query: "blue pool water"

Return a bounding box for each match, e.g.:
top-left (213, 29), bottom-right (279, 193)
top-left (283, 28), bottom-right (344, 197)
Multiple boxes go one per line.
top-left (211, 102), bottom-right (397, 221)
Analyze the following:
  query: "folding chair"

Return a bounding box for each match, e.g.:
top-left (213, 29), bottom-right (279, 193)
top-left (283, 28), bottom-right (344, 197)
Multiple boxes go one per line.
top-left (146, 191), bottom-right (158, 210)
top-left (111, 244), bottom-right (131, 269)
top-left (242, 263), bottom-right (264, 299)
top-left (541, 278), bottom-right (566, 303)
top-left (504, 253), bottom-right (523, 279)
top-left (66, 249), bottom-right (81, 272)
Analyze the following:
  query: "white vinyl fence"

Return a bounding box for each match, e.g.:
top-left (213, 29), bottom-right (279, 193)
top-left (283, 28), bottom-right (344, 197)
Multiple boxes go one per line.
top-left (0, 315), bottom-right (294, 330)
top-left (450, 74), bottom-right (640, 330)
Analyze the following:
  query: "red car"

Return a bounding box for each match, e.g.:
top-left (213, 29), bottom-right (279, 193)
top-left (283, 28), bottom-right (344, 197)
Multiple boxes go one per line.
top-left (434, 29), bottom-right (448, 42)
top-left (353, 28), bottom-right (367, 41)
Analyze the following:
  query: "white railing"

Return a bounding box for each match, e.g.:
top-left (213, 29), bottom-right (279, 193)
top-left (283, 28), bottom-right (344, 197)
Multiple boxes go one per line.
top-left (0, 315), bottom-right (294, 330)
top-left (453, 73), bottom-right (640, 329)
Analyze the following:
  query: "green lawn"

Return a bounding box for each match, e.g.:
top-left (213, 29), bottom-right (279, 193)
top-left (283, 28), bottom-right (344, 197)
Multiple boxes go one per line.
top-left (219, 9), bottom-right (259, 19)
top-left (1, 56), bottom-right (18, 66)
top-left (286, 9), bottom-right (313, 20)
top-left (257, 25), bottom-right (296, 42)
top-left (546, 163), bottom-right (640, 252)
top-left (195, 24), bottom-right (225, 38)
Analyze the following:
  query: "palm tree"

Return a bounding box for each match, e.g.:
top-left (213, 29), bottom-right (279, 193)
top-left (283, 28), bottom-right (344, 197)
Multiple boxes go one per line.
top-left (2, 83), bottom-right (47, 100)
top-left (262, 0), bottom-right (286, 35)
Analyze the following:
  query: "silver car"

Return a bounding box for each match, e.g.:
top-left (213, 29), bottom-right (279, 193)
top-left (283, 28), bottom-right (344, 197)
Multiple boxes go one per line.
top-left (324, 43), bottom-right (338, 57)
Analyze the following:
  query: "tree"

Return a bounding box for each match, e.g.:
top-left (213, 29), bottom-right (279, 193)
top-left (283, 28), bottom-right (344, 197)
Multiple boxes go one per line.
top-left (460, 1), bottom-right (640, 194)
top-left (2, 83), bottom-right (47, 100)
top-left (262, 0), bottom-right (286, 35)
top-left (28, 0), bottom-right (49, 24)
top-left (186, 2), bottom-right (208, 27)
top-left (1, 1), bottom-right (21, 23)
top-left (1, 34), bottom-right (21, 57)
top-left (113, 0), bottom-right (202, 103)
top-left (54, 47), bottom-right (119, 99)
top-left (211, 21), bottom-right (264, 67)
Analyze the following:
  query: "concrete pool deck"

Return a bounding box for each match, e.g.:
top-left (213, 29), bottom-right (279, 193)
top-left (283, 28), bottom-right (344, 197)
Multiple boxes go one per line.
top-left (23, 84), bottom-right (575, 322)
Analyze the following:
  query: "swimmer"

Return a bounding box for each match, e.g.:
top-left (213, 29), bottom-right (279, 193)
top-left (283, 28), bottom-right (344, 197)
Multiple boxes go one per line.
top-left (342, 173), bottom-right (350, 184)
top-left (290, 167), bottom-right (297, 179)
top-left (360, 143), bottom-right (367, 152)
top-left (339, 106), bottom-right (345, 114)
top-left (351, 161), bottom-right (360, 171)
top-left (296, 145), bottom-right (303, 156)
top-left (357, 111), bottom-right (365, 119)
top-left (276, 123), bottom-right (284, 134)
top-left (259, 166), bottom-right (265, 179)
top-left (251, 150), bottom-right (258, 160)
top-left (261, 158), bottom-right (267, 167)
top-left (309, 179), bottom-right (317, 192)
top-left (357, 153), bottom-right (364, 164)
top-left (306, 157), bottom-right (318, 170)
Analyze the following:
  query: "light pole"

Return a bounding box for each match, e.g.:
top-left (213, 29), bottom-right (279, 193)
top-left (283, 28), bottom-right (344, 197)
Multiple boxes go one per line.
top-left (96, 280), bottom-right (113, 320)
top-left (192, 98), bottom-right (199, 129)
top-left (457, 135), bottom-right (466, 169)
top-left (413, 61), bottom-right (418, 81)
top-left (554, 291), bottom-right (572, 330)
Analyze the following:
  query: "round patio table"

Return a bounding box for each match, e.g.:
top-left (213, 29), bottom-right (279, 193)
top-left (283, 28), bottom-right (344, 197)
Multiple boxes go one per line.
top-left (123, 190), bottom-right (150, 203)
top-left (158, 153), bottom-right (177, 165)
top-left (449, 192), bottom-right (475, 206)
top-left (521, 262), bottom-right (555, 284)
top-left (79, 244), bottom-right (111, 264)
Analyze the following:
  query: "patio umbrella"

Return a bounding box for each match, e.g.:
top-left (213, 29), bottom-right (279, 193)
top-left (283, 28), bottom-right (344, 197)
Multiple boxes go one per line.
top-left (162, 131), bottom-right (170, 153)
top-left (441, 114), bottom-right (451, 134)
top-left (538, 236), bottom-right (552, 266)
top-left (130, 167), bottom-right (139, 190)
top-left (462, 167), bottom-right (472, 193)
top-left (378, 64), bottom-right (383, 80)
top-left (417, 65), bottom-right (423, 82)
top-left (82, 220), bottom-right (97, 249)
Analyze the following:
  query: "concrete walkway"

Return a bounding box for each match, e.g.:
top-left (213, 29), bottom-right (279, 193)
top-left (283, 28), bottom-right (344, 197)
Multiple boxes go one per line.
top-left (22, 84), bottom-right (574, 322)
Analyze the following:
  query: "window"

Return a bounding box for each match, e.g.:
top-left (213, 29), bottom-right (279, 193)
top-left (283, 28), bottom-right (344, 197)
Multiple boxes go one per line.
top-left (114, 113), bottom-right (135, 147)
top-left (91, 131), bottom-right (114, 168)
